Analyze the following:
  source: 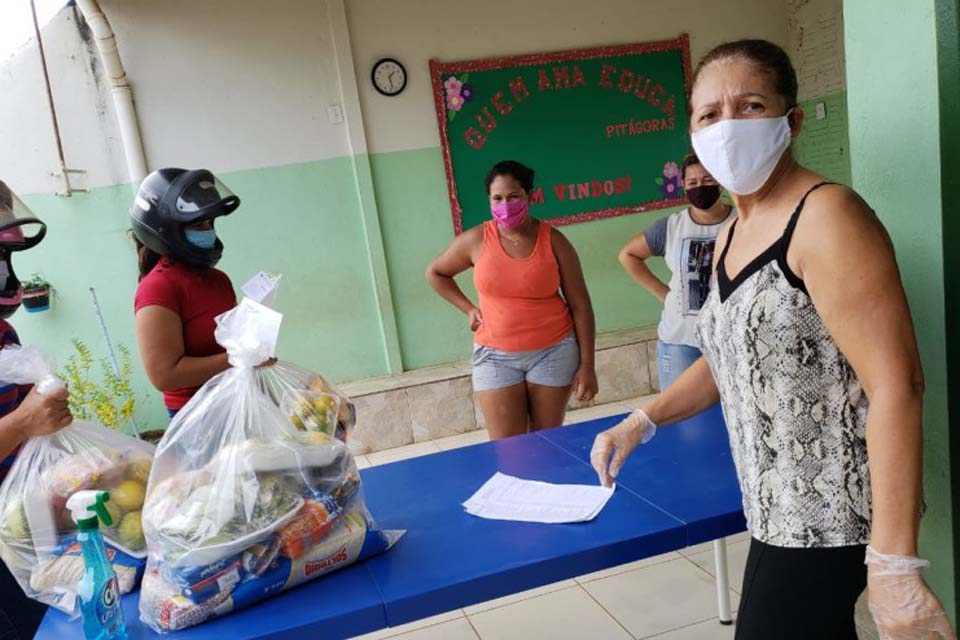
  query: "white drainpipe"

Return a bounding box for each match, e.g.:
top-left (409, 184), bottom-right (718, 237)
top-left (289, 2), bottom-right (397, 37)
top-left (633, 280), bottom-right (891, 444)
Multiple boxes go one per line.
top-left (75, 0), bottom-right (147, 185)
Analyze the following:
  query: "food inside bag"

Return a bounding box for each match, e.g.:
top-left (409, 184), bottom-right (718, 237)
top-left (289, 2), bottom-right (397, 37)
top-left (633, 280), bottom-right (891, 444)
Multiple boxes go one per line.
top-left (267, 365), bottom-right (356, 442)
top-left (0, 346), bottom-right (154, 616)
top-left (140, 299), bottom-right (402, 633)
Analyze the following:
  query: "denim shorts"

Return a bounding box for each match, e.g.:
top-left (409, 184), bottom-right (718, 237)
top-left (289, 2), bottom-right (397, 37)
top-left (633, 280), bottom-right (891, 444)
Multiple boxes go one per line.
top-left (472, 334), bottom-right (580, 392)
top-left (656, 341), bottom-right (702, 389)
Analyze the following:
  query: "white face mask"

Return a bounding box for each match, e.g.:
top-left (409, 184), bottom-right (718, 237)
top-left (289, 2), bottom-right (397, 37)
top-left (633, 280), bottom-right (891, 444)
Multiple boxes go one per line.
top-left (691, 113), bottom-right (793, 195)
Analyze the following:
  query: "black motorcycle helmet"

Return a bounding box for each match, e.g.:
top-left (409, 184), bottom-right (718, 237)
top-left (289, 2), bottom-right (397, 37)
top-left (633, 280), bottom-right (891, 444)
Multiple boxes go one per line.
top-left (129, 168), bottom-right (239, 268)
top-left (0, 180), bottom-right (47, 319)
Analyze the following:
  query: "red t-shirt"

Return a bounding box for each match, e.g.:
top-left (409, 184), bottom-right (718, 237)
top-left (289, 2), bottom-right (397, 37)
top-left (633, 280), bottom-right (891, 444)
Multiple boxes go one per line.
top-left (134, 259), bottom-right (236, 410)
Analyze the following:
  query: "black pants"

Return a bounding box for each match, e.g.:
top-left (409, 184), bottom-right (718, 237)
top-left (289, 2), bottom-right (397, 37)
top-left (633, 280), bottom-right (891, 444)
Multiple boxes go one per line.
top-left (0, 562), bottom-right (46, 640)
top-left (735, 538), bottom-right (867, 640)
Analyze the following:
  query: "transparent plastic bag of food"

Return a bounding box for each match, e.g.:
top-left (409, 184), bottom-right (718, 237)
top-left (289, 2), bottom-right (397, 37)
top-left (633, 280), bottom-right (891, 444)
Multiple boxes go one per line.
top-left (140, 299), bottom-right (402, 633)
top-left (0, 346), bottom-right (155, 617)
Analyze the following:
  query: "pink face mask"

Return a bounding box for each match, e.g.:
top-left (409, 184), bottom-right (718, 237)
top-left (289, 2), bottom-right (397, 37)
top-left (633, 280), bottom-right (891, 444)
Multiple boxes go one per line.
top-left (491, 199), bottom-right (529, 229)
top-left (0, 227), bottom-right (24, 245)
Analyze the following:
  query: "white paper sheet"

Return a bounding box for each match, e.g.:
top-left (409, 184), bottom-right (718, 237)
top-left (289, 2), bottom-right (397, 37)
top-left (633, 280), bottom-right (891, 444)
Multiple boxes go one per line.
top-left (241, 271), bottom-right (282, 308)
top-left (463, 472), bottom-right (615, 524)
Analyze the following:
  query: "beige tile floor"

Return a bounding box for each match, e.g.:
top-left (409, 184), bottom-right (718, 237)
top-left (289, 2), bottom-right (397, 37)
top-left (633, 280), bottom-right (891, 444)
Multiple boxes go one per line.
top-left (351, 397), bottom-right (878, 640)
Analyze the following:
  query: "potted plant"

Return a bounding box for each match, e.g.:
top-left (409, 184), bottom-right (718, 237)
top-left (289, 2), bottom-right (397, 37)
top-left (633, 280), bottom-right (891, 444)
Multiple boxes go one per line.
top-left (22, 274), bottom-right (52, 313)
top-left (61, 339), bottom-right (164, 443)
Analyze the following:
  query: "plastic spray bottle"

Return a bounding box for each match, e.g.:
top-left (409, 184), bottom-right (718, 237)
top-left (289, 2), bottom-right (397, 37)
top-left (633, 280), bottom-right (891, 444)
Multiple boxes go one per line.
top-left (65, 490), bottom-right (128, 640)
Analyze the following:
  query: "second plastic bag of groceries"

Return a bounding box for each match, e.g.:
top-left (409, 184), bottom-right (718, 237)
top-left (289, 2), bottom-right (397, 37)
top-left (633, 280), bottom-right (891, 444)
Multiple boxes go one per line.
top-left (0, 346), bottom-right (154, 617)
top-left (139, 299), bottom-right (401, 633)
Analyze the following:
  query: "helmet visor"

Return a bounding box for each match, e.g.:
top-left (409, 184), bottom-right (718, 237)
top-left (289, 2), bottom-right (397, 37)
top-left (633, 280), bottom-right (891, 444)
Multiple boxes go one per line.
top-left (171, 171), bottom-right (240, 222)
top-left (0, 181), bottom-right (46, 251)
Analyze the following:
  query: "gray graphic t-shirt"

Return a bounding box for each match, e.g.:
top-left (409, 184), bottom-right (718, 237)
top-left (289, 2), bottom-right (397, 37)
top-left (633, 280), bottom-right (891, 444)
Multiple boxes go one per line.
top-left (644, 207), bottom-right (735, 347)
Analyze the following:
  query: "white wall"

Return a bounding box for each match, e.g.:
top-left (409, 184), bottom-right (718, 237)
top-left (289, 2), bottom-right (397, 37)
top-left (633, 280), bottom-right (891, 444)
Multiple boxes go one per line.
top-left (345, 0), bottom-right (790, 155)
top-left (0, 6), bottom-right (127, 195)
top-left (1, 0), bottom-right (354, 195)
top-left (2, 0), bottom-right (795, 195)
top-left (786, 0), bottom-right (846, 100)
top-left (102, 0), bottom-right (351, 172)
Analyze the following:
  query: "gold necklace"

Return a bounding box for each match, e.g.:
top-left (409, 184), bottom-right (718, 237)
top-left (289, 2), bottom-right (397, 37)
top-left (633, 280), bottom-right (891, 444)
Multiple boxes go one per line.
top-left (499, 229), bottom-right (522, 245)
top-left (499, 219), bottom-right (531, 245)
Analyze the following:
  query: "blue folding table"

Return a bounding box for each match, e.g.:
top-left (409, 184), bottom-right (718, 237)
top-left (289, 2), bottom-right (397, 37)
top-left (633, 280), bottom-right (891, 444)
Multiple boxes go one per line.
top-left (36, 405), bottom-right (745, 639)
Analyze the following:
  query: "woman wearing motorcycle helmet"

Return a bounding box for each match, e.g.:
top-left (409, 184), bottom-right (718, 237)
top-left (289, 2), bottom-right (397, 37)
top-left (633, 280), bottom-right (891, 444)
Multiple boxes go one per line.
top-left (131, 168), bottom-right (241, 417)
top-left (0, 180), bottom-right (73, 639)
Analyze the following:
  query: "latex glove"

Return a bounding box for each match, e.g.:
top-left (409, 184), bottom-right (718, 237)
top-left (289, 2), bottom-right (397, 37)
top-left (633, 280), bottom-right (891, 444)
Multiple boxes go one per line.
top-left (866, 545), bottom-right (956, 640)
top-left (590, 409), bottom-right (657, 487)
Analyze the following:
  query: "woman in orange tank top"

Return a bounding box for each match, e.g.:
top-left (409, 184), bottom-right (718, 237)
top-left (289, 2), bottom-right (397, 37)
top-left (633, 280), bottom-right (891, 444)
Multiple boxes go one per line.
top-left (427, 161), bottom-right (597, 439)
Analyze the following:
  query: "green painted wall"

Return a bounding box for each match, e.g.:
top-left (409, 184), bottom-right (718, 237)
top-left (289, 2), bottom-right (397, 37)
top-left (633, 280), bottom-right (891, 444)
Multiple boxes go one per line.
top-left (15, 185), bottom-right (167, 431)
top-left (846, 0), bottom-right (957, 620)
top-left (14, 157), bottom-right (388, 431)
top-left (369, 146), bottom-right (672, 370)
top-left (793, 91), bottom-right (852, 186)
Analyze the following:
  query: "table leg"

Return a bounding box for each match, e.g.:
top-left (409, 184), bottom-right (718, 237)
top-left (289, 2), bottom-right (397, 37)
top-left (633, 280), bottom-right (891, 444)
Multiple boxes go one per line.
top-left (713, 538), bottom-right (733, 625)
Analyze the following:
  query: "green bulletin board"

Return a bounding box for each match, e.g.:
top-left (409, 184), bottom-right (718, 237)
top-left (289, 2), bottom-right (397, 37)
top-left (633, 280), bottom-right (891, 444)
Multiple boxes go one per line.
top-left (430, 35), bottom-right (692, 234)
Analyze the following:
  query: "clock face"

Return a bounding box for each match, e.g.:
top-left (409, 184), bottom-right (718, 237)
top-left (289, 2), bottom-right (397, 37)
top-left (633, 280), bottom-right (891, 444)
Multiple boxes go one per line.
top-left (372, 58), bottom-right (407, 96)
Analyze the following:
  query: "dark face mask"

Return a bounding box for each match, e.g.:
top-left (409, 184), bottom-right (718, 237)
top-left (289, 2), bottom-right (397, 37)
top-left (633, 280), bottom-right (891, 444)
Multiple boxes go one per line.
top-left (686, 184), bottom-right (721, 211)
top-left (0, 251), bottom-right (21, 320)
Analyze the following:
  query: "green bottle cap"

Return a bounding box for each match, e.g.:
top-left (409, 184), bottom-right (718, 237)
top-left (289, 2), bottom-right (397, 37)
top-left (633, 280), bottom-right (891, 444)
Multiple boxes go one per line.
top-left (76, 492), bottom-right (113, 531)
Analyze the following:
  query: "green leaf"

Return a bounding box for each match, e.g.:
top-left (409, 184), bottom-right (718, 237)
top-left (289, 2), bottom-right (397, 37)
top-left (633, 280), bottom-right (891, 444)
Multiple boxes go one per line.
top-left (61, 338), bottom-right (139, 430)
top-left (447, 110), bottom-right (456, 122)
top-left (655, 177), bottom-right (664, 186)
top-left (461, 73), bottom-right (470, 83)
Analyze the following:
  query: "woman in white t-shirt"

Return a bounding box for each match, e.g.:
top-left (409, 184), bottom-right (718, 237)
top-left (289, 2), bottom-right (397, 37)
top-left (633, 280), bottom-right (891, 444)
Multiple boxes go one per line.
top-left (619, 153), bottom-right (735, 388)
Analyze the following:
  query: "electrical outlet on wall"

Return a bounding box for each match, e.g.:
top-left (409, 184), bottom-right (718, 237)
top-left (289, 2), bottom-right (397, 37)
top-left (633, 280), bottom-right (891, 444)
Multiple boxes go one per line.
top-left (815, 102), bottom-right (827, 120)
top-left (327, 104), bottom-right (344, 124)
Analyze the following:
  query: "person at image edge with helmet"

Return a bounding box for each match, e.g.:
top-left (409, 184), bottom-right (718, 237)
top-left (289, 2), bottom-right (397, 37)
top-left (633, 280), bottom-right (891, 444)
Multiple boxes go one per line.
top-left (130, 168), bottom-right (267, 419)
top-left (0, 181), bottom-right (73, 639)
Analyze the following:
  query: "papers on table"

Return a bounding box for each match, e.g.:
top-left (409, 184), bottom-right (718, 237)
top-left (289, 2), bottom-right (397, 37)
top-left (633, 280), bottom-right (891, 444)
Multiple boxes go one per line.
top-left (463, 472), bottom-right (615, 524)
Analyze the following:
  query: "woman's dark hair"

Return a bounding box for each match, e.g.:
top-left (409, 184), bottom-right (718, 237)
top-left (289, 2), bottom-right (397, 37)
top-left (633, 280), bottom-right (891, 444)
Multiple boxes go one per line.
top-left (484, 160), bottom-right (535, 194)
top-left (129, 231), bottom-right (163, 281)
top-left (680, 152), bottom-right (702, 181)
top-left (692, 39), bottom-right (798, 108)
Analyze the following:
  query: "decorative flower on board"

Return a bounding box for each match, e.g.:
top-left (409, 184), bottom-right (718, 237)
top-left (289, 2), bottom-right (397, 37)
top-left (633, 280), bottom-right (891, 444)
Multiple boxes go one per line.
top-left (447, 93), bottom-right (465, 111)
top-left (443, 73), bottom-right (471, 121)
top-left (655, 161), bottom-right (684, 200)
top-left (444, 76), bottom-right (463, 96)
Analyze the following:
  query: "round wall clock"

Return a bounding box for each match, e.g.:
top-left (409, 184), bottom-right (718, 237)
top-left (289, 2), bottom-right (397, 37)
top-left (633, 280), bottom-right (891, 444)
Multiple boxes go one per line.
top-left (372, 58), bottom-right (407, 96)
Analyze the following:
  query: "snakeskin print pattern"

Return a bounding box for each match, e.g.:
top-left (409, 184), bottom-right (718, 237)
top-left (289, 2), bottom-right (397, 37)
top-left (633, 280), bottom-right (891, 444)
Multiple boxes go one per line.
top-left (697, 260), bottom-right (872, 547)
